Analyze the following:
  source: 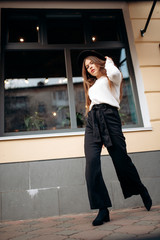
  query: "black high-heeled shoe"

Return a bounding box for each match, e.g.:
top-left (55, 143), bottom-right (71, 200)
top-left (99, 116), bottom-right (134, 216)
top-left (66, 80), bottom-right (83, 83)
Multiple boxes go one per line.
top-left (140, 187), bottom-right (152, 211)
top-left (92, 208), bottom-right (110, 226)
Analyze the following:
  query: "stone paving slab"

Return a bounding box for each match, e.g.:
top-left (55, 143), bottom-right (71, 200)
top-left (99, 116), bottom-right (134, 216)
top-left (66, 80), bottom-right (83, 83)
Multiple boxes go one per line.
top-left (0, 205), bottom-right (160, 240)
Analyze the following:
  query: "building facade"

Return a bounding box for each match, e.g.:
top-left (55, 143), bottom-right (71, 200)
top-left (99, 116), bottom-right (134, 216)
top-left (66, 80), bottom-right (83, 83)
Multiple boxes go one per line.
top-left (0, 0), bottom-right (160, 221)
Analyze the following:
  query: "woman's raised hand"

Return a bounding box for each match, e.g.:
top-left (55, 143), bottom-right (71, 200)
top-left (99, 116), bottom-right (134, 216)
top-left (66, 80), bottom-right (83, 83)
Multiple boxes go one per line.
top-left (105, 56), bottom-right (113, 62)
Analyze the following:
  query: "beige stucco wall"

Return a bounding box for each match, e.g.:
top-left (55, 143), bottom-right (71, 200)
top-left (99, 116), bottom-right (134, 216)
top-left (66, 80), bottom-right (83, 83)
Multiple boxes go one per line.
top-left (128, 1), bottom-right (160, 145)
top-left (0, 1), bottom-right (160, 163)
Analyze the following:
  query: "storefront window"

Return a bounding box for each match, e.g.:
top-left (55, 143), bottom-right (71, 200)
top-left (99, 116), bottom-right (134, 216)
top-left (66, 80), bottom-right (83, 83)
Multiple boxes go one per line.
top-left (1, 9), bottom-right (142, 136)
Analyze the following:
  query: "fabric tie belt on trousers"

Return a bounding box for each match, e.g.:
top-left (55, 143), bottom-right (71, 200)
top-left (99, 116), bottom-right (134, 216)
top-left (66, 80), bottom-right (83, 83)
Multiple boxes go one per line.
top-left (90, 104), bottom-right (116, 148)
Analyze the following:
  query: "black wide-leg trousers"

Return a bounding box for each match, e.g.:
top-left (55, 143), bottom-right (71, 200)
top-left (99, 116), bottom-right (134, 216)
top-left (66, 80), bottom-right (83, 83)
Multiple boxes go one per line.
top-left (85, 104), bottom-right (146, 209)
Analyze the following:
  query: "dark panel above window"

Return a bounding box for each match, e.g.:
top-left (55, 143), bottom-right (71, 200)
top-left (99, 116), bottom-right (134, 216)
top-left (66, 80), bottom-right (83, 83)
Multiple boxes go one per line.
top-left (3, 9), bottom-right (124, 46)
top-left (47, 15), bottom-right (85, 44)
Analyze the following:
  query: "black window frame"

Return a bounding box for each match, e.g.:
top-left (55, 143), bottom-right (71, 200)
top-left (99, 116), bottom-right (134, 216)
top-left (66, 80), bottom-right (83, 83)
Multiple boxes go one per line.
top-left (0, 8), bottom-right (143, 136)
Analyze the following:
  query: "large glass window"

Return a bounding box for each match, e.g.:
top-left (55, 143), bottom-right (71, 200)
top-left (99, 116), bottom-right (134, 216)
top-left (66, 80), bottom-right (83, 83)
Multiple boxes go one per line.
top-left (4, 51), bottom-right (70, 132)
top-left (1, 9), bottom-right (142, 136)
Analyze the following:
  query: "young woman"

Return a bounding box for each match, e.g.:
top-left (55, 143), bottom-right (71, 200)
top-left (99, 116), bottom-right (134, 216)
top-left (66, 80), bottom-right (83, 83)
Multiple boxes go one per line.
top-left (77, 50), bottom-right (152, 226)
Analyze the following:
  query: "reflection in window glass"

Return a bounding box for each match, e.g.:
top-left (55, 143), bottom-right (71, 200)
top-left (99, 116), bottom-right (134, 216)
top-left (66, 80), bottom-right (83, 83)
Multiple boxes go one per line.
top-left (8, 17), bottom-right (39, 43)
top-left (71, 50), bottom-right (86, 128)
top-left (47, 15), bottom-right (84, 44)
top-left (4, 51), bottom-right (70, 132)
top-left (119, 49), bottom-right (138, 126)
top-left (73, 77), bottom-right (86, 128)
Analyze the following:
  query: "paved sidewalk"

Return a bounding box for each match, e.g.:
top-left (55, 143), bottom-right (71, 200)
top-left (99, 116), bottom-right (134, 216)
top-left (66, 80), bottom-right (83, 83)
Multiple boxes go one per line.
top-left (0, 205), bottom-right (160, 240)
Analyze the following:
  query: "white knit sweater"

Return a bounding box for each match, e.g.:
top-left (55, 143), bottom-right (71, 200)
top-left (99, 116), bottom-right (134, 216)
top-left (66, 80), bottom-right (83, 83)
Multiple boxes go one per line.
top-left (88, 58), bottom-right (122, 110)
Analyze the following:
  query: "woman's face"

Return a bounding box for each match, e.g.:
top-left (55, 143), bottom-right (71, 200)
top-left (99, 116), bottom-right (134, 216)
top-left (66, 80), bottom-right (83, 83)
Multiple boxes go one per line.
top-left (85, 58), bottom-right (101, 78)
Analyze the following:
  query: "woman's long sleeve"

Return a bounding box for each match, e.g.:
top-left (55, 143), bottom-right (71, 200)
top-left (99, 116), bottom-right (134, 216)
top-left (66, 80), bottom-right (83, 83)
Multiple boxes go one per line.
top-left (105, 58), bottom-right (122, 85)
